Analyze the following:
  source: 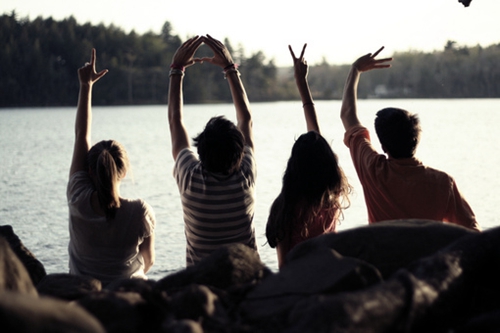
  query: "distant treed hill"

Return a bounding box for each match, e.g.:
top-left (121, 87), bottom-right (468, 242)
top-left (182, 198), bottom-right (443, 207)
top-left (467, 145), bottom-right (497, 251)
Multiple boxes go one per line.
top-left (2, 13), bottom-right (500, 107)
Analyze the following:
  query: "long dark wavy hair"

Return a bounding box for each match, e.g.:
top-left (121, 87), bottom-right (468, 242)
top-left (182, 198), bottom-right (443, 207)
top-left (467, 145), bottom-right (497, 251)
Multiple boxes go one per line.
top-left (266, 131), bottom-right (351, 248)
top-left (86, 140), bottom-right (129, 220)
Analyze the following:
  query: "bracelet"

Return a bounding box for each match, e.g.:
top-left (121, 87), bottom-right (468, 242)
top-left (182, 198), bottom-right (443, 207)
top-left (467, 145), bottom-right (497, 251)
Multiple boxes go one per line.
top-left (224, 63), bottom-right (238, 71)
top-left (224, 68), bottom-right (240, 79)
top-left (169, 69), bottom-right (185, 77)
top-left (303, 102), bottom-right (315, 107)
top-left (170, 63), bottom-right (185, 71)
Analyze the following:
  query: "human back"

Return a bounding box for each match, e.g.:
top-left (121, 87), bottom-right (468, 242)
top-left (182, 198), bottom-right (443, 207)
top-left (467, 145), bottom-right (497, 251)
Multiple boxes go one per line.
top-left (340, 47), bottom-right (479, 231)
top-left (67, 49), bottom-right (156, 285)
top-left (167, 35), bottom-right (258, 266)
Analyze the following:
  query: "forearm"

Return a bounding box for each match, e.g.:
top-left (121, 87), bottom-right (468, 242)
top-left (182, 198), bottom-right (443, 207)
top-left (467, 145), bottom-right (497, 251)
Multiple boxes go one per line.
top-left (75, 84), bottom-right (92, 142)
top-left (226, 70), bottom-right (253, 148)
top-left (139, 235), bottom-right (155, 273)
top-left (70, 84), bottom-right (92, 175)
top-left (168, 74), bottom-right (189, 159)
top-left (295, 76), bottom-right (320, 133)
top-left (340, 66), bottom-right (362, 130)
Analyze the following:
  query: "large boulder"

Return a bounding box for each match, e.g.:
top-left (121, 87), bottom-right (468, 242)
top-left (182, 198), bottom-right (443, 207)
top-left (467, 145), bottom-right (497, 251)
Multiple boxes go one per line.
top-left (284, 225), bottom-right (500, 333)
top-left (76, 290), bottom-right (168, 333)
top-left (155, 243), bottom-right (271, 292)
top-left (286, 219), bottom-right (477, 279)
top-left (0, 236), bottom-right (37, 296)
top-left (0, 225), bottom-right (46, 285)
top-left (239, 246), bottom-right (382, 331)
top-left (0, 291), bottom-right (105, 333)
top-left (37, 273), bottom-right (102, 301)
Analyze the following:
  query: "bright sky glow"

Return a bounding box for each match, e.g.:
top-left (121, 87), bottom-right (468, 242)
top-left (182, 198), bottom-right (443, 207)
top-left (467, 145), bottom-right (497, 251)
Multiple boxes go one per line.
top-left (2, 0), bottom-right (499, 66)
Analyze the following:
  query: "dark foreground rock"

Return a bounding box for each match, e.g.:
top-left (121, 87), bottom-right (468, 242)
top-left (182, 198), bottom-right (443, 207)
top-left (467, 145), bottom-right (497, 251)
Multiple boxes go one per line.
top-left (0, 236), bottom-right (38, 296)
top-left (0, 291), bottom-right (105, 333)
top-left (0, 225), bottom-right (46, 285)
top-left (2, 220), bottom-right (500, 332)
top-left (37, 273), bottom-right (102, 301)
top-left (287, 219), bottom-right (477, 279)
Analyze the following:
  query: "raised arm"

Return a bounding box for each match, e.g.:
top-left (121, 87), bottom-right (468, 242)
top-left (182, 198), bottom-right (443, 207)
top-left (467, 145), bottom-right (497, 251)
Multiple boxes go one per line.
top-left (289, 44), bottom-right (320, 133)
top-left (168, 36), bottom-right (204, 160)
top-left (201, 35), bottom-right (254, 150)
top-left (69, 49), bottom-right (108, 176)
top-left (340, 47), bottom-right (392, 131)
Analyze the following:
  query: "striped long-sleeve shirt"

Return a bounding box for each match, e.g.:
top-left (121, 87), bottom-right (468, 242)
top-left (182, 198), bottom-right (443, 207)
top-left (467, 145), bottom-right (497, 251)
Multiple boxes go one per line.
top-left (174, 146), bottom-right (258, 266)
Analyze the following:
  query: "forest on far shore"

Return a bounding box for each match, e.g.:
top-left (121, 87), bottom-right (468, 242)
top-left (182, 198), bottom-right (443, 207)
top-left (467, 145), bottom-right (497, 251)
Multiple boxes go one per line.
top-left (2, 12), bottom-right (500, 107)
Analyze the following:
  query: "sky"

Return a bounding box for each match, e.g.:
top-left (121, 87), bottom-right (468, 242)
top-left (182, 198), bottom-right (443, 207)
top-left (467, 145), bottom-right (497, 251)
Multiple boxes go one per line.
top-left (2, 0), bottom-right (499, 67)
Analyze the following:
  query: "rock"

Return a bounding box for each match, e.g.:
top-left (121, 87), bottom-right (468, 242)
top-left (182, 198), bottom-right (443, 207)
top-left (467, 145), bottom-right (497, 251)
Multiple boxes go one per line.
top-left (155, 243), bottom-right (271, 292)
top-left (77, 289), bottom-right (169, 333)
top-left (284, 226), bottom-right (500, 333)
top-left (287, 219), bottom-right (476, 279)
top-left (170, 284), bottom-right (220, 321)
top-left (0, 236), bottom-right (37, 296)
top-left (456, 310), bottom-right (500, 333)
top-left (37, 273), bottom-right (101, 301)
top-left (0, 225), bottom-right (46, 285)
top-left (0, 291), bottom-right (105, 333)
top-left (105, 277), bottom-right (156, 295)
top-left (239, 246), bottom-right (382, 330)
top-left (162, 319), bottom-right (204, 333)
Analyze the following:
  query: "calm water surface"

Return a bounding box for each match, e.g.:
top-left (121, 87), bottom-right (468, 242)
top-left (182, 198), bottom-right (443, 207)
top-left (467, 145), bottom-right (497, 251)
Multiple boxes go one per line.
top-left (1, 99), bottom-right (500, 280)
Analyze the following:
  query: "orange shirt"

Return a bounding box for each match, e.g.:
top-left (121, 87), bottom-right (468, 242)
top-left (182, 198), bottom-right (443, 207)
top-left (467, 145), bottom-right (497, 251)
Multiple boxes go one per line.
top-left (344, 125), bottom-right (479, 231)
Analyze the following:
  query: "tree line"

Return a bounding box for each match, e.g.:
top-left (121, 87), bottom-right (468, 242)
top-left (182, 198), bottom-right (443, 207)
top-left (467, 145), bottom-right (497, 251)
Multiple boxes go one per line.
top-left (1, 12), bottom-right (500, 107)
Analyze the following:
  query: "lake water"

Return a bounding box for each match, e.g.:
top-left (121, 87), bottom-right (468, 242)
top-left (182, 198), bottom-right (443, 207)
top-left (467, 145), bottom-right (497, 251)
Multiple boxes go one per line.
top-left (1, 99), bottom-right (500, 280)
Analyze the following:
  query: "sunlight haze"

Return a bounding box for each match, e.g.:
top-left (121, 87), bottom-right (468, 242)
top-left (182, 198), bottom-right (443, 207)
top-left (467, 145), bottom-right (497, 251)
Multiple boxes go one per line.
top-left (2, 0), bottom-right (499, 66)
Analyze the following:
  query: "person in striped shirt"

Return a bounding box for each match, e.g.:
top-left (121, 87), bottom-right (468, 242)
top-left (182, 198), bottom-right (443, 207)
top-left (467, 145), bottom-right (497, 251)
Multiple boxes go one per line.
top-left (167, 35), bottom-right (258, 266)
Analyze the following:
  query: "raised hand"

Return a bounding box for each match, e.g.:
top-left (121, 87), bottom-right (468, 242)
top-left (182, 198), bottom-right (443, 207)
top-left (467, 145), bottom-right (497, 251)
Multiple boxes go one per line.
top-left (289, 44), bottom-right (309, 81)
top-left (78, 48), bottom-right (108, 86)
top-left (199, 34), bottom-right (234, 68)
top-left (171, 35), bottom-right (204, 69)
top-left (353, 47), bottom-right (392, 73)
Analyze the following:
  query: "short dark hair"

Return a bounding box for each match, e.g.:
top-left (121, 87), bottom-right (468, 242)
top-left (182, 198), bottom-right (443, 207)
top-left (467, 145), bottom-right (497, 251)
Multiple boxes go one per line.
top-left (193, 116), bottom-right (245, 174)
top-left (374, 107), bottom-right (421, 158)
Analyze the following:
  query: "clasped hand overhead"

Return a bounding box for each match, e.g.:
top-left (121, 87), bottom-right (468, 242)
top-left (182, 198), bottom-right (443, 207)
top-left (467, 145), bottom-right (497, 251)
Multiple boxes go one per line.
top-left (171, 35), bottom-right (235, 70)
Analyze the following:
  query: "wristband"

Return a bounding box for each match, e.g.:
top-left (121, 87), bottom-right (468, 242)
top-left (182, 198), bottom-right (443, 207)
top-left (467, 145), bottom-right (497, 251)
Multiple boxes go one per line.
top-left (223, 63), bottom-right (238, 71)
top-left (169, 69), bottom-right (185, 77)
top-left (170, 64), bottom-right (185, 72)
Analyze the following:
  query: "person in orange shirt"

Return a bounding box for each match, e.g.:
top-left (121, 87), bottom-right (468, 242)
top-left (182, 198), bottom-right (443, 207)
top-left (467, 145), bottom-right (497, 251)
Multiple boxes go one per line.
top-left (340, 47), bottom-right (480, 231)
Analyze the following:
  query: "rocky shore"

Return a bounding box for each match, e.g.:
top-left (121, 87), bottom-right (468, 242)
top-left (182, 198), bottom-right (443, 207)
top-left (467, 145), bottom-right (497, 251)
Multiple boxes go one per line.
top-left (1, 220), bottom-right (500, 333)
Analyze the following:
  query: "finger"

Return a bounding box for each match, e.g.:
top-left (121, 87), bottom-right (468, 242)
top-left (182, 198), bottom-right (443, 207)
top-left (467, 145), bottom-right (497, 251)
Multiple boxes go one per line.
top-left (372, 46), bottom-right (384, 58)
top-left (206, 34), bottom-right (224, 48)
top-left (375, 57), bottom-right (393, 63)
top-left (198, 56), bottom-right (215, 63)
top-left (288, 45), bottom-right (297, 59)
top-left (96, 69), bottom-right (108, 77)
top-left (91, 48), bottom-right (96, 68)
top-left (299, 43), bottom-right (307, 59)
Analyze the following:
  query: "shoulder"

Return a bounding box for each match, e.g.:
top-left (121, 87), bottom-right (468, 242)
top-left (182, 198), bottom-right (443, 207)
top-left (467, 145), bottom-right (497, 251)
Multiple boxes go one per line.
top-left (67, 171), bottom-right (93, 201)
top-left (122, 198), bottom-right (156, 234)
top-left (175, 148), bottom-right (199, 168)
top-left (343, 125), bottom-right (370, 148)
top-left (240, 145), bottom-right (256, 173)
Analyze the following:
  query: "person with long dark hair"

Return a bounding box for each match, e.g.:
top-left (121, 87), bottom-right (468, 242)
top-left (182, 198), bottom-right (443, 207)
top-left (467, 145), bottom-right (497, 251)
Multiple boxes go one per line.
top-left (67, 49), bottom-right (156, 285)
top-left (266, 45), bottom-right (352, 268)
